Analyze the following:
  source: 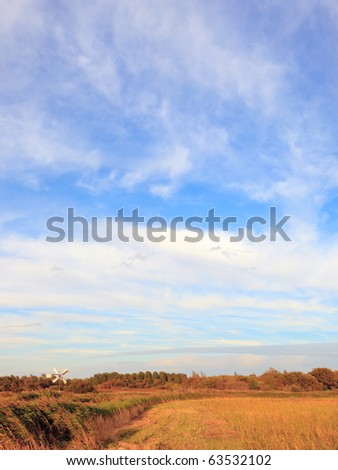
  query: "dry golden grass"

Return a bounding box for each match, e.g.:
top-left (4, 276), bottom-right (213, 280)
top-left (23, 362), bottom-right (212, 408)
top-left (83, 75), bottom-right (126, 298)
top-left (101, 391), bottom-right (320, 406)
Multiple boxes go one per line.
top-left (112, 396), bottom-right (338, 450)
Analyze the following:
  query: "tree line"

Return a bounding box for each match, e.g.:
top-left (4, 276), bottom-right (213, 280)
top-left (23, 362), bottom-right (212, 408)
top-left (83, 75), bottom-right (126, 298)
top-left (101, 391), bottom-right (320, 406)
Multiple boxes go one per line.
top-left (0, 367), bottom-right (337, 393)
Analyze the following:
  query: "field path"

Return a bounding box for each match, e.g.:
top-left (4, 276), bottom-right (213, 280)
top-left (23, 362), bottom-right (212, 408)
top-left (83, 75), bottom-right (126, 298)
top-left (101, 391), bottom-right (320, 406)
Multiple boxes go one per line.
top-left (109, 398), bottom-right (242, 450)
top-left (108, 396), bottom-right (338, 450)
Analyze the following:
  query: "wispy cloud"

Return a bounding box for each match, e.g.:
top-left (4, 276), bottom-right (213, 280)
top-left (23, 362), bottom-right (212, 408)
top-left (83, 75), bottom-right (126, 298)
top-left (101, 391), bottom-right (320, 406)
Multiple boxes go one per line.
top-left (0, 0), bottom-right (287, 195)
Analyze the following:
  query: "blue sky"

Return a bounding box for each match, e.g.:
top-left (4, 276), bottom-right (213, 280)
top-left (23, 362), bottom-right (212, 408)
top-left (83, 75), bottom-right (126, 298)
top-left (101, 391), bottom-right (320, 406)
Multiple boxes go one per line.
top-left (1, 0), bottom-right (338, 378)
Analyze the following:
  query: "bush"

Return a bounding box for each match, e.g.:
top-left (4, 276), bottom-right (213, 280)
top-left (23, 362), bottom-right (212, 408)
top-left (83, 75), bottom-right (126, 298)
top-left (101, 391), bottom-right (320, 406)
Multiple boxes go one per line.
top-left (67, 380), bottom-right (95, 394)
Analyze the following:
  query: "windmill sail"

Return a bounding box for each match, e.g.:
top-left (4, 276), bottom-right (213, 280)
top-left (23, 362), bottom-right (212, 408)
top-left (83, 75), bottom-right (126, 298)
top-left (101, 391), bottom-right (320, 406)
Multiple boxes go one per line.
top-left (48, 368), bottom-right (69, 390)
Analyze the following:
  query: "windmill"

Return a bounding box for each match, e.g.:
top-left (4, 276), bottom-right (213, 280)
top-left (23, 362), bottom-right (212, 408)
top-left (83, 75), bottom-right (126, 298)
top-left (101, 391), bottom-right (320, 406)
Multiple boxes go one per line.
top-left (47, 368), bottom-right (69, 391)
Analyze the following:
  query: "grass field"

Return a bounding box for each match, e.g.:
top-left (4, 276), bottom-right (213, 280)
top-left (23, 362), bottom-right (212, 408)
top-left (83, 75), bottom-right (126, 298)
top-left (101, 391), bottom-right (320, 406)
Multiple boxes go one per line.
top-left (1, 391), bottom-right (337, 450)
top-left (112, 395), bottom-right (338, 450)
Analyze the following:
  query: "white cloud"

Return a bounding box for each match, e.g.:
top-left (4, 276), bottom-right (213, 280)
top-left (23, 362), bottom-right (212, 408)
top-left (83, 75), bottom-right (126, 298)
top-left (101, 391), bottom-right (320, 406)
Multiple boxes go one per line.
top-left (1, 230), bottom-right (338, 323)
top-left (0, 105), bottom-right (102, 184)
top-left (120, 145), bottom-right (191, 197)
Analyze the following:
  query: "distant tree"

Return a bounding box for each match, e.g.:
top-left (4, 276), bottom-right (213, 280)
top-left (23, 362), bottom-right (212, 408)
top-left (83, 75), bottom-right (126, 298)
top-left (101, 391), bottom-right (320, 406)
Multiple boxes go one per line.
top-left (144, 371), bottom-right (152, 381)
top-left (189, 371), bottom-right (201, 388)
top-left (67, 379), bottom-right (95, 393)
top-left (248, 375), bottom-right (260, 390)
top-left (283, 371), bottom-right (322, 391)
top-left (137, 372), bottom-right (145, 384)
top-left (260, 368), bottom-right (285, 391)
top-left (309, 368), bottom-right (337, 390)
top-left (159, 371), bottom-right (168, 384)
